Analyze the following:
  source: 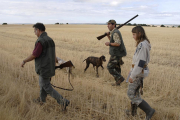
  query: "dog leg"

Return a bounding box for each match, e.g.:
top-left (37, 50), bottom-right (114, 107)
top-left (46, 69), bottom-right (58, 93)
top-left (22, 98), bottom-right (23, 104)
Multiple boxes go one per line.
top-left (101, 65), bottom-right (104, 70)
top-left (93, 65), bottom-right (95, 70)
top-left (96, 66), bottom-right (99, 77)
top-left (84, 63), bottom-right (90, 72)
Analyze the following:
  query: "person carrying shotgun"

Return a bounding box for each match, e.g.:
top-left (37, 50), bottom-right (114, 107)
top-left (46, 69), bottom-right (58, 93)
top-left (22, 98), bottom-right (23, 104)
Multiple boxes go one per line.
top-left (105, 19), bottom-right (127, 86)
top-left (21, 23), bottom-right (70, 111)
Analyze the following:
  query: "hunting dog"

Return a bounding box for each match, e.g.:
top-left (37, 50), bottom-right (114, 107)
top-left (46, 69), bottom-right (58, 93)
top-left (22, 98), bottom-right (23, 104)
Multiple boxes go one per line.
top-left (83, 55), bottom-right (106, 77)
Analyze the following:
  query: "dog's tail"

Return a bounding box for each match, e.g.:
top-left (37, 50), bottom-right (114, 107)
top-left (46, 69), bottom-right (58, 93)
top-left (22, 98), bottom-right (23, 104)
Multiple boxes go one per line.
top-left (83, 59), bottom-right (87, 62)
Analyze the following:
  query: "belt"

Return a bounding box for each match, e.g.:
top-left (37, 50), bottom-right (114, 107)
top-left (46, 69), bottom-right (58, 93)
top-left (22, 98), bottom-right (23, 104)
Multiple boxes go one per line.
top-left (132, 64), bottom-right (147, 73)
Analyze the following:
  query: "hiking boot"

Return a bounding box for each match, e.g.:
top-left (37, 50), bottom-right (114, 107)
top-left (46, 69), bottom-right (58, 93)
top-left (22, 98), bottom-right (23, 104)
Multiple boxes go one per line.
top-left (111, 76), bottom-right (124, 86)
top-left (62, 99), bottom-right (70, 111)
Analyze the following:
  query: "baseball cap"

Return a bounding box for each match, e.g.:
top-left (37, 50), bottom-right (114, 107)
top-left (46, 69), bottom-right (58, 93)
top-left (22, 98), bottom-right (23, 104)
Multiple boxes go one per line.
top-left (107, 19), bottom-right (116, 24)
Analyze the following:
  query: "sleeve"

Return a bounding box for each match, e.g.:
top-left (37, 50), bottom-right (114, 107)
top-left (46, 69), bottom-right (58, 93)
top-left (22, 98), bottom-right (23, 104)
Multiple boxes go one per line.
top-left (130, 43), bottom-right (147, 80)
top-left (113, 33), bottom-right (121, 45)
top-left (32, 42), bottom-right (43, 58)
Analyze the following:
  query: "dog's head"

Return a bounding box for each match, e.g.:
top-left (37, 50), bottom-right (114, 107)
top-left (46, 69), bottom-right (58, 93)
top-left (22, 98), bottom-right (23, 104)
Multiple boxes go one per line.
top-left (100, 55), bottom-right (106, 62)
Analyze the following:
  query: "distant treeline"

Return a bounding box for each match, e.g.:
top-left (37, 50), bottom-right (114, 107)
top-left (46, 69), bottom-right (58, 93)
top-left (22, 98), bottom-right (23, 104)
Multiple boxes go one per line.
top-left (2, 23), bottom-right (180, 28)
top-left (121, 23), bottom-right (151, 26)
top-left (115, 23), bottom-right (151, 26)
top-left (2, 23), bottom-right (7, 25)
top-left (55, 23), bottom-right (68, 25)
top-left (117, 23), bottom-right (180, 28)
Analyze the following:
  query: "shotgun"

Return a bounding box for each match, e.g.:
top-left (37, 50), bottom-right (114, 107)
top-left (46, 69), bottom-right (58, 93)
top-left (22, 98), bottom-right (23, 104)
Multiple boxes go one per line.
top-left (97, 14), bottom-right (139, 40)
top-left (55, 60), bottom-right (75, 69)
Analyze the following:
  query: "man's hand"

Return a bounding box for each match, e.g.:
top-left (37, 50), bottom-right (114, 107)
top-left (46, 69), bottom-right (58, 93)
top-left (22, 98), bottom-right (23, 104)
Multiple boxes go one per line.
top-left (21, 54), bottom-right (36, 68)
top-left (21, 60), bottom-right (26, 67)
top-left (106, 32), bottom-right (110, 36)
top-left (129, 77), bottom-right (133, 83)
top-left (105, 42), bottom-right (110, 46)
top-left (106, 32), bottom-right (110, 40)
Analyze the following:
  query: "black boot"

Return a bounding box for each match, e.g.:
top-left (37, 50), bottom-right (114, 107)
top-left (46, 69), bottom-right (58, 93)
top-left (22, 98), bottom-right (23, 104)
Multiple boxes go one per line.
top-left (138, 100), bottom-right (155, 120)
top-left (131, 102), bottom-right (137, 116)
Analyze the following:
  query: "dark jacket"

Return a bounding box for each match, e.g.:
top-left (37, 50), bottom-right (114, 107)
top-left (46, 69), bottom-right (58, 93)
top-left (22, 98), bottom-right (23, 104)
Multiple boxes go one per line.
top-left (34, 32), bottom-right (55, 78)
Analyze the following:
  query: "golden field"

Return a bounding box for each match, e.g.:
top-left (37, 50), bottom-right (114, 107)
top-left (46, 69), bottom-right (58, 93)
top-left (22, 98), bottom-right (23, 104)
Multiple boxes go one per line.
top-left (0, 24), bottom-right (180, 120)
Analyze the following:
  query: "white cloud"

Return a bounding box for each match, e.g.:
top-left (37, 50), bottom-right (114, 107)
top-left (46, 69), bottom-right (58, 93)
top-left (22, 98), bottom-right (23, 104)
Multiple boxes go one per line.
top-left (150, 12), bottom-right (180, 18)
top-left (0, 0), bottom-right (180, 24)
top-left (140, 5), bottom-right (148, 9)
top-left (73, 0), bottom-right (146, 6)
top-left (110, 1), bottom-right (120, 6)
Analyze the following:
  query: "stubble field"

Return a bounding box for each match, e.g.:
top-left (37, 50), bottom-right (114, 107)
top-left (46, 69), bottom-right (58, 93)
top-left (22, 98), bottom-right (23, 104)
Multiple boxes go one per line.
top-left (0, 24), bottom-right (180, 120)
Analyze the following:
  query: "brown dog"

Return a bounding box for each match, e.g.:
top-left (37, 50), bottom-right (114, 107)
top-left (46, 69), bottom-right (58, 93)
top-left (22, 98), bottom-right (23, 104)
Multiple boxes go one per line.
top-left (83, 55), bottom-right (106, 77)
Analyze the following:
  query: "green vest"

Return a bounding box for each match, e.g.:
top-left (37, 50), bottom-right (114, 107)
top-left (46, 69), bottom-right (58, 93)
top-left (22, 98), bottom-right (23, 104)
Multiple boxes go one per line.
top-left (34, 32), bottom-right (55, 78)
top-left (109, 29), bottom-right (127, 57)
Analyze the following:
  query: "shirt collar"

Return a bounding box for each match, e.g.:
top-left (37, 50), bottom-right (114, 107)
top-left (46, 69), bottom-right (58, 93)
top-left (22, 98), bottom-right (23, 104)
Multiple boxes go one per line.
top-left (39, 32), bottom-right (47, 38)
top-left (110, 28), bottom-right (116, 35)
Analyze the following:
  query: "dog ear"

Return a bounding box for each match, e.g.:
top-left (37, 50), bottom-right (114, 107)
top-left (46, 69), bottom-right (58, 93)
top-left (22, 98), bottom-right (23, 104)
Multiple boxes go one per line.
top-left (100, 56), bottom-right (102, 61)
top-left (102, 55), bottom-right (105, 58)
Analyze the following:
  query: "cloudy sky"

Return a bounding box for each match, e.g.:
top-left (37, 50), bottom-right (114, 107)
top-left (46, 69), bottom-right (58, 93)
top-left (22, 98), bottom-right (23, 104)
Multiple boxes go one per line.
top-left (0, 0), bottom-right (179, 24)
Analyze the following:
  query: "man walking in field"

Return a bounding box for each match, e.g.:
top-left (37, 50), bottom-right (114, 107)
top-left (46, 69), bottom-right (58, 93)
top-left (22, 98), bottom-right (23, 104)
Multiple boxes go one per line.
top-left (21, 23), bottom-right (69, 111)
top-left (105, 20), bottom-right (127, 86)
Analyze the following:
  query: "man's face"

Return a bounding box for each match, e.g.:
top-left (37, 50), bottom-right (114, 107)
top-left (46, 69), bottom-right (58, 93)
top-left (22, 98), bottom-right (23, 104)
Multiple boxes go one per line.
top-left (107, 23), bottom-right (115, 31)
top-left (34, 28), bottom-right (40, 37)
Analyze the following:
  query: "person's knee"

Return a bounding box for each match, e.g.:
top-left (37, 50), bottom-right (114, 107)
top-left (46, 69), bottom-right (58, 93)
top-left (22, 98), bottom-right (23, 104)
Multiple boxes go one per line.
top-left (108, 69), bottom-right (116, 75)
top-left (43, 83), bottom-right (53, 94)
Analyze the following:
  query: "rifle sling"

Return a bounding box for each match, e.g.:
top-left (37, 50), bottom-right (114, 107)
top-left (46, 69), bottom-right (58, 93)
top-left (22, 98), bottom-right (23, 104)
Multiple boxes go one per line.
top-left (50, 73), bottom-right (74, 91)
top-left (52, 61), bottom-right (74, 91)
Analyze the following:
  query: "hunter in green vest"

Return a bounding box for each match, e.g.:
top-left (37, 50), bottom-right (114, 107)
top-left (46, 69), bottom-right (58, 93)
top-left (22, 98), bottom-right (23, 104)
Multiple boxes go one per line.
top-left (105, 19), bottom-right (127, 86)
top-left (21, 23), bottom-right (69, 111)
top-left (34, 32), bottom-right (55, 78)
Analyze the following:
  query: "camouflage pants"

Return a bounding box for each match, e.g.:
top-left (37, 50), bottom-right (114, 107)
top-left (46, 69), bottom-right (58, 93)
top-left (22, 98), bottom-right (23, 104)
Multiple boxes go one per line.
top-left (127, 77), bottom-right (143, 105)
top-left (107, 56), bottom-right (124, 82)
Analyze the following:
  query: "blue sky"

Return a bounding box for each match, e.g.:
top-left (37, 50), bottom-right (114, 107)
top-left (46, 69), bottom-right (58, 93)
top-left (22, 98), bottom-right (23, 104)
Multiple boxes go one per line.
top-left (0, 0), bottom-right (180, 24)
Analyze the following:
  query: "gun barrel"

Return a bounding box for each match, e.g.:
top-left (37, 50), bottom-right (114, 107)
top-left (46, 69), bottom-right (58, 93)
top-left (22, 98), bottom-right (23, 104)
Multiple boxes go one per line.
top-left (97, 14), bottom-right (138, 40)
top-left (55, 60), bottom-right (75, 69)
top-left (97, 33), bottom-right (108, 40)
top-left (116, 14), bottom-right (138, 29)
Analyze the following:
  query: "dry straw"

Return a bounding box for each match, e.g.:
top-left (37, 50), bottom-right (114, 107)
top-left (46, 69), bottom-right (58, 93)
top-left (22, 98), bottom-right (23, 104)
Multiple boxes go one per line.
top-left (0, 24), bottom-right (180, 120)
